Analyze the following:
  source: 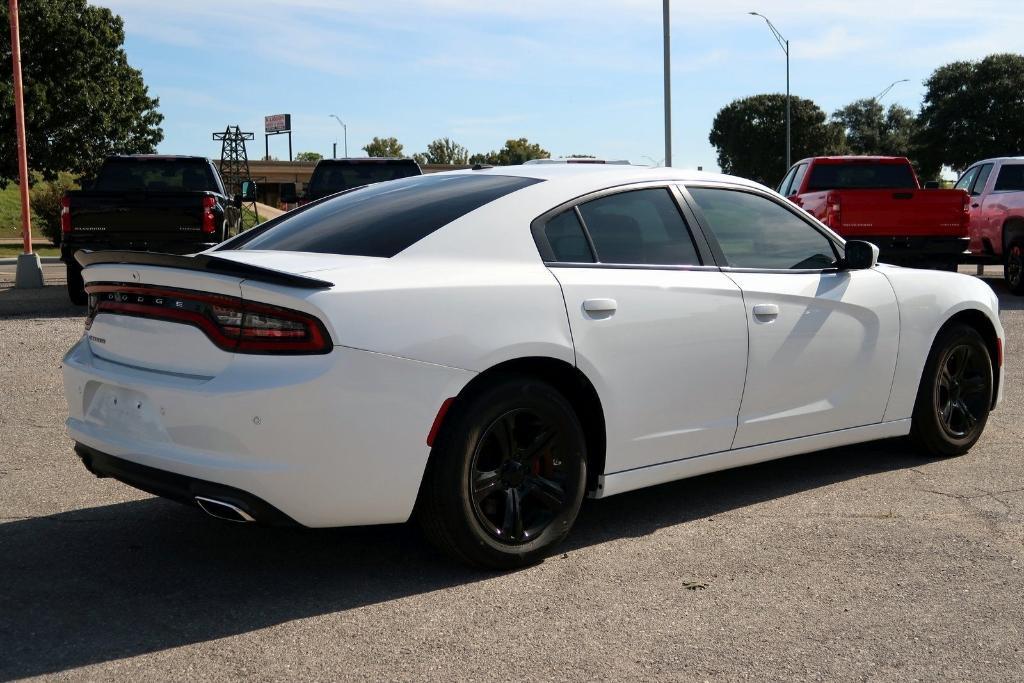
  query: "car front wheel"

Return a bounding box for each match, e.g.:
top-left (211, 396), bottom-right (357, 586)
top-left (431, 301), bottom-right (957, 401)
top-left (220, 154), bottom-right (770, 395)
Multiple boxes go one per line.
top-left (910, 324), bottom-right (993, 457)
top-left (417, 377), bottom-right (587, 569)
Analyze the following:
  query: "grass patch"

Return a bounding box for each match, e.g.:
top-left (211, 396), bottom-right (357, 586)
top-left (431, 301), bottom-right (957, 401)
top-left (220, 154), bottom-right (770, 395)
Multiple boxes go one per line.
top-left (241, 207), bottom-right (265, 231)
top-left (0, 184), bottom-right (42, 238)
top-left (0, 244), bottom-right (60, 258)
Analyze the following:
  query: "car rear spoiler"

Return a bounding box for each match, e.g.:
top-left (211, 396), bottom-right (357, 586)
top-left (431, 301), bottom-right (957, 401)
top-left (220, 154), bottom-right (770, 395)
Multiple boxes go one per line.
top-left (74, 250), bottom-right (333, 290)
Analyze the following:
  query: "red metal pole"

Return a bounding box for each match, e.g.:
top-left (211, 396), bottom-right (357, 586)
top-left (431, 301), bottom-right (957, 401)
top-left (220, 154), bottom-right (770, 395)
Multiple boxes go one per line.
top-left (8, 0), bottom-right (33, 255)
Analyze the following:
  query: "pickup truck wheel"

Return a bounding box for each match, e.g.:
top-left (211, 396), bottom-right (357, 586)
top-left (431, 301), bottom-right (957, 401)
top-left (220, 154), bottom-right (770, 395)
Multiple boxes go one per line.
top-left (66, 262), bottom-right (87, 306)
top-left (1004, 242), bottom-right (1024, 294)
top-left (910, 324), bottom-right (992, 457)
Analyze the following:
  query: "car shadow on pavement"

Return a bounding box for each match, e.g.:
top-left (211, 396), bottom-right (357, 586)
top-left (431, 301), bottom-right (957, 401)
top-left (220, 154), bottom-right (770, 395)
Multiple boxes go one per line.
top-left (0, 285), bottom-right (84, 319)
top-left (0, 437), bottom-right (927, 680)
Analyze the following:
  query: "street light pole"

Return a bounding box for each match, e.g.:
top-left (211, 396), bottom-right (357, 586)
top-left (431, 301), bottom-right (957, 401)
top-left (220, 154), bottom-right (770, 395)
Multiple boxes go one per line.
top-left (749, 12), bottom-right (790, 170)
top-left (330, 114), bottom-right (348, 157)
top-left (875, 78), bottom-right (909, 102)
top-left (662, 0), bottom-right (672, 167)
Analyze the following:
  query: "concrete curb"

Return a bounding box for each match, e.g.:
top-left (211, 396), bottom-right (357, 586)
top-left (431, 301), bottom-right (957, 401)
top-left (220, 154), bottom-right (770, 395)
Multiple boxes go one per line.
top-left (0, 256), bottom-right (62, 265)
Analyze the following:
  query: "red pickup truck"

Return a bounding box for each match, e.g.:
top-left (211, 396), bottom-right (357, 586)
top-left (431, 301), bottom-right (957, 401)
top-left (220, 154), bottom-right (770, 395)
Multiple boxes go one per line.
top-left (778, 156), bottom-right (970, 270)
top-left (955, 157), bottom-right (1024, 293)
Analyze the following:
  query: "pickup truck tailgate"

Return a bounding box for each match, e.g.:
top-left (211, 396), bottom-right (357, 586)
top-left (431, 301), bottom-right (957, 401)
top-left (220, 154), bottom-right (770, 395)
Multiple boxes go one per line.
top-left (832, 189), bottom-right (968, 237)
top-left (69, 191), bottom-right (207, 235)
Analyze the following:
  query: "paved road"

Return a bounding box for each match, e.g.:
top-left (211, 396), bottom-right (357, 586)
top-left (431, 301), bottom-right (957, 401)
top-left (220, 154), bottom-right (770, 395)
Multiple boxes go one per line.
top-left (1, 274), bottom-right (1022, 681)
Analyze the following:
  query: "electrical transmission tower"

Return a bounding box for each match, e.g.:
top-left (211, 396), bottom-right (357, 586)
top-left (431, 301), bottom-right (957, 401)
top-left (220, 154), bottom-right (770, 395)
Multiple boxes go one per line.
top-left (212, 125), bottom-right (258, 224)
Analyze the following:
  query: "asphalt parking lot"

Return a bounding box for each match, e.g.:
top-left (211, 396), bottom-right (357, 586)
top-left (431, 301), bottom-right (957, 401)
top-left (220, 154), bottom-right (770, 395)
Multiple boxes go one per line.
top-left (1, 270), bottom-right (1022, 681)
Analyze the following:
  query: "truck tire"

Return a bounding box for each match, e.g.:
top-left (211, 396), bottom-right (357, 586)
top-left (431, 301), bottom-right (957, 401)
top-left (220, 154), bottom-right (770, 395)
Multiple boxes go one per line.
top-left (66, 261), bottom-right (87, 306)
top-left (1005, 241), bottom-right (1024, 295)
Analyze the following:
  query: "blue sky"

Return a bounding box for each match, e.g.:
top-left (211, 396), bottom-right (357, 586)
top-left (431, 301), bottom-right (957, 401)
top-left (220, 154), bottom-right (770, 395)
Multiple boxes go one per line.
top-left (99, 0), bottom-right (1023, 172)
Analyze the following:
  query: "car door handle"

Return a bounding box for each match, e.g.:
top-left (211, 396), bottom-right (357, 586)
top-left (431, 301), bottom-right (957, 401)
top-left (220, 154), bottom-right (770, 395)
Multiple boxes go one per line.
top-left (972, 202), bottom-right (980, 208)
top-left (582, 298), bottom-right (617, 313)
top-left (752, 303), bottom-right (779, 319)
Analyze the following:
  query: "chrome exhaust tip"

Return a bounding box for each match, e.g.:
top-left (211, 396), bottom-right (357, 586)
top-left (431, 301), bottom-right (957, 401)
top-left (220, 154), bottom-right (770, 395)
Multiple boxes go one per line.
top-left (195, 496), bottom-right (255, 523)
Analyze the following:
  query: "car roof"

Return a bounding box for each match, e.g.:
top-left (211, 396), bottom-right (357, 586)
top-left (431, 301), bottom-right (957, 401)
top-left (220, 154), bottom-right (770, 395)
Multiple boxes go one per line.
top-left (439, 163), bottom-right (764, 191)
top-left (315, 158), bottom-right (418, 164)
top-left (968, 156), bottom-right (1024, 166)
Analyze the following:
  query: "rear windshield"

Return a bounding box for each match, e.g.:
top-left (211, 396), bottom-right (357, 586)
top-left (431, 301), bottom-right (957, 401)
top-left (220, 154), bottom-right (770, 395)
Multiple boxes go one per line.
top-left (93, 158), bottom-right (215, 192)
top-left (232, 174), bottom-right (541, 257)
top-left (806, 162), bottom-right (917, 191)
top-left (307, 161), bottom-right (421, 195)
top-left (995, 164), bottom-right (1024, 192)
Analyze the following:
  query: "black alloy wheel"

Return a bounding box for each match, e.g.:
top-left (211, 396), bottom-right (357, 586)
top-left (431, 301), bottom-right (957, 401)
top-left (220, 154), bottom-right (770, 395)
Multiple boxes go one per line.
top-left (911, 324), bottom-right (993, 457)
top-left (469, 408), bottom-right (572, 545)
top-left (417, 377), bottom-right (587, 569)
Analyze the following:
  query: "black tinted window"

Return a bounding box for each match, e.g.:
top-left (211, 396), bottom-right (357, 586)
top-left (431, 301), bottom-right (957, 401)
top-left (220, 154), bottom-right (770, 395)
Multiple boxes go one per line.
top-left (995, 164), bottom-right (1024, 191)
top-left (972, 164), bottom-right (994, 195)
top-left (94, 159), bottom-right (214, 192)
top-left (806, 162), bottom-right (916, 191)
top-left (577, 189), bottom-right (700, 266)
top-left (308, 162), bottom-right (421, 196)
top-left (544, 210), bottom-right (594, 262)
top-left (235, 174), bottom-right (540, 257)
top-left (689, 187), bottom-right (837, 270)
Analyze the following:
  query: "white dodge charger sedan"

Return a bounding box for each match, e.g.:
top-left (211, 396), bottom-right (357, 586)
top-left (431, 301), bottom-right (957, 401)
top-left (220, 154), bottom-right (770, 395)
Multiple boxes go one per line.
top-left (63, 165), bottom-right (1004, 568)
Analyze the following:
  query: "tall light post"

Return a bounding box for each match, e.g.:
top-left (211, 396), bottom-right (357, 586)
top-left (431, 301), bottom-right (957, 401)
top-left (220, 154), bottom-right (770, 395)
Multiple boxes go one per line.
top-left (662, 0), bottom-right (672, 167)
top-left (749, 11), bottom-right (790, 170)
top-left (875, 78), bottom-right (909, 102)
top-left (329, 114), bottom-right (347, 157)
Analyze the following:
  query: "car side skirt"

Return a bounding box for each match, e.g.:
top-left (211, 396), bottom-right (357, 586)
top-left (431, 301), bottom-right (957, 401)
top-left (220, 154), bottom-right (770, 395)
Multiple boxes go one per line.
top-left (595, 419), bottom-right (911, 499)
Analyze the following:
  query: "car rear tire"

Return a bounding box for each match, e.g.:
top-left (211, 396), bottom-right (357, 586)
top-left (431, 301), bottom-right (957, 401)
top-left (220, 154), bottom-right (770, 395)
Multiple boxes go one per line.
top-left (909, 324), bottom-right (993, 457)
top-left (417, 377), bottom-right (587, 569)
top-left (66, 261), bottom-right (87, 306)
top-left (1004, 241), bottom-right (1024, 295)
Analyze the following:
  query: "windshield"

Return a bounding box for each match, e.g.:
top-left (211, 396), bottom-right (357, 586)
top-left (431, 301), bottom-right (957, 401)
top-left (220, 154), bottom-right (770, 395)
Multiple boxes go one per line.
top-left (232, 174), bottom-right (541, 257)
top-left (93, 158), bottom-right (215, 192)
top-left (307, 162), bottom-right (421, 195)
top-left (806, 162), bottom-right (917, 191)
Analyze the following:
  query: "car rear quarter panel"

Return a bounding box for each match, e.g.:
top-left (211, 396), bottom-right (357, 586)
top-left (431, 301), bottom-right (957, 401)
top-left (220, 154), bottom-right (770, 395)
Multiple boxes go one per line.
top-left (879, 266), bottom-right (1004, 421)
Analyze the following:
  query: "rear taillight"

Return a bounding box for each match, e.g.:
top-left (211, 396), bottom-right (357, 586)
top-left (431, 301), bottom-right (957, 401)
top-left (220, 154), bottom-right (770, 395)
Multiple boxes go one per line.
top-left (201, 196), bottom-right (217, 234)
top-left (824, 191), bottom-right (842, 229)
top-left (84, 284), bottom-right (332, 355)
top-left (961, 191), bottom-right (971, 230)
top-left (61, 195), bottom-right (72, 234)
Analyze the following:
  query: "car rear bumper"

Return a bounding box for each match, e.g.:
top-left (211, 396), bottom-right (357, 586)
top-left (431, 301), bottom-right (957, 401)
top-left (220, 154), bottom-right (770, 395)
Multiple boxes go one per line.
top-left (62, 337), bottom-right (475, 527)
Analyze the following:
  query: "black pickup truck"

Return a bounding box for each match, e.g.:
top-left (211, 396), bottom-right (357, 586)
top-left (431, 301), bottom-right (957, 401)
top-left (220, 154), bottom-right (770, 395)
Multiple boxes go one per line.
top-left (61, 155), bottom-right (244, 304)
top-left (286, 158), bottom-right (421, 204)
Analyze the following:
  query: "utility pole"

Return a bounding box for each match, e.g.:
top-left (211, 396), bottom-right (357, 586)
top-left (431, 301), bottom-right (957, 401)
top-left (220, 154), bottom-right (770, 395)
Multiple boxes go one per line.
top-left (662, 0), bottom-right (672, 167)
top-left (9, 0), bottom-right (43, 287)
top-left (750, 12), bottom-right (790, 171)
top-left (330, 115), bottom-right (348, 157)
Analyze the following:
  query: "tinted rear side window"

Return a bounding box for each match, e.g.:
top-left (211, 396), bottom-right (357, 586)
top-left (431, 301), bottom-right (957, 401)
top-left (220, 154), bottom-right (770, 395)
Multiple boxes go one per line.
top-left (235, 174), bottom-right (540, 257)
top-left (544, 210), bottom-right (595, 262)
top-left (93, 159), bottom-right (214, 192)
top-left (577, 188), bottom-right (700, 266)
top-left (995, 164), bottom-right (1024, 191)
top-left (806, 162), bottom-right (916, 191)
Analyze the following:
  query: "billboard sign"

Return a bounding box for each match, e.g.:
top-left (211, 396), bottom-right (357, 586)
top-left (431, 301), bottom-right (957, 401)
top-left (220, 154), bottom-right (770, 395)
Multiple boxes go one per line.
top-left (264, 114), bottom-right (291, 133)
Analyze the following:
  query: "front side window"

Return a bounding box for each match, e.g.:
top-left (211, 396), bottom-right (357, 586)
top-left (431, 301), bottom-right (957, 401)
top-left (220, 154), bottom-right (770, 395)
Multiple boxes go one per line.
top-left (777, 165), bottom-right (798, 195)
top-left (233, 174), bottom-right (540, 257)
top-left (972, 164), bottom-right (994, 195)
top-left (955, 166), bottom-right (980, 192)
top-left (575, 188), bottom-right (700, 266)
top-left (789, 163), bottom-right (809, 195)
top-left (995, 164), bottom-right (1024, 192)
top-left (688, 187), bottom-right (837, 270)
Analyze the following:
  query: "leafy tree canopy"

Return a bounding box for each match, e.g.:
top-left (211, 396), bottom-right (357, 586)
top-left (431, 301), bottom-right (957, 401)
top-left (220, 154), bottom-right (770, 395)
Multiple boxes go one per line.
top-left (708, 94), bottom-right (845, 185)
top-left (833, 98), bottom-right (918, 159)
top-left (0, 0), bottom-right (163, 188)
top-left (914, 53), bottom-right (1024, 178)
top-left (421, 137), bottom-right (470, 165)
top-left (470, 138), bottom-right (550, 166)
top-left (294, 151), bottom-right (323, 162)
top-left (362, 136), bottom-right (404, 158)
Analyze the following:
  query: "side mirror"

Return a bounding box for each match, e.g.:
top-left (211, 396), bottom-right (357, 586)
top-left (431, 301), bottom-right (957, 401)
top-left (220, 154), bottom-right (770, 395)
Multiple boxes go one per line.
top-left (842, 240), bottom-right (879, 270)
top-left (279, 182), bottom-right (298, 204)
top-left (924, 180), bottom-right (940, 189)
top-left (240, 180), bottom-right (257, 201)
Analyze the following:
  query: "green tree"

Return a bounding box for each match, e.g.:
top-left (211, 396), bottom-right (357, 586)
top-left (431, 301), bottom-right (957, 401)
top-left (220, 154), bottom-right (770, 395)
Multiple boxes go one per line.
top-left (470, 138), bottom-right (550, 166)
top-left (362, 136), bottom-right (405, 157)
top-left (421, 137), bottom-right (470, 165)
top-left (0, 0), bottom-right (163, 188)
top-left (832, 98), bottom-right (918, 158)
top-left (709, 94), bottom-right (845, 185)
top-left (29, 172), bottom-right (78, 246)
top-left (914, 53), bottom-right (1024, 179)
top-left (294, 151), bottom-right (323, 162)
